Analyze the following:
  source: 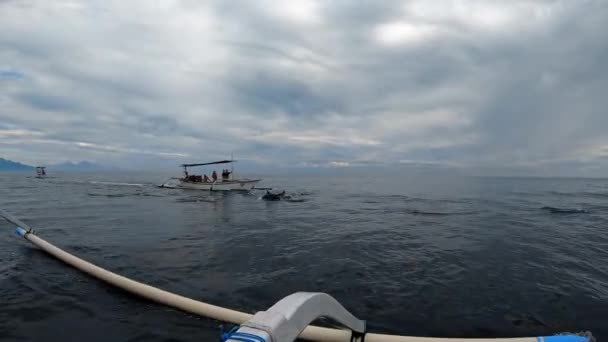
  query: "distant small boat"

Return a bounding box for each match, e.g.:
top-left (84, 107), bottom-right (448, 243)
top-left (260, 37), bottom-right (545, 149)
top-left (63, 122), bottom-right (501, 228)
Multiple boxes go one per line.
top-left (35, 166), bottom-right (47, 178)
top-left (160, 159), bottom-right (260, 191)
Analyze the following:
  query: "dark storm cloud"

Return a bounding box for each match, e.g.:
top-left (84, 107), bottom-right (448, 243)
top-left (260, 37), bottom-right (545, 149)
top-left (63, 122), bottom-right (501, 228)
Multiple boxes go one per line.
top-left (0, 0), bottom-right (606, 175)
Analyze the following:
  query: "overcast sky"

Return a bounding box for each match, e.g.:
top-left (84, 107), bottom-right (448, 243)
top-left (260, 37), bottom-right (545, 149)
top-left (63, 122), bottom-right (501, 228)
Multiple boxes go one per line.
top-left (1, 0), bottom-right (607, 175)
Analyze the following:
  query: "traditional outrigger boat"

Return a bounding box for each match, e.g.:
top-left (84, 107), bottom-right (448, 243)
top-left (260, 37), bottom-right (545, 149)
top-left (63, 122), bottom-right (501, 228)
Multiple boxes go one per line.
top-left (160, 160), bottom-right (260, 191)
top-left (35, 166), bottom-right (46, 178)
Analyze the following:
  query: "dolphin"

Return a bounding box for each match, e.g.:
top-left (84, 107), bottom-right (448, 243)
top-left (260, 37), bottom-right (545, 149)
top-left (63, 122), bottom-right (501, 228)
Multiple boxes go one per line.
top-left (262, 190), bottom-right (283, 201)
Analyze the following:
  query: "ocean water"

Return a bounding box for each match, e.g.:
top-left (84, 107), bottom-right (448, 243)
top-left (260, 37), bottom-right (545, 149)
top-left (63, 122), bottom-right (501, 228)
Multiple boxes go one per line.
top-left (0, 171), bottom-right (606, 341)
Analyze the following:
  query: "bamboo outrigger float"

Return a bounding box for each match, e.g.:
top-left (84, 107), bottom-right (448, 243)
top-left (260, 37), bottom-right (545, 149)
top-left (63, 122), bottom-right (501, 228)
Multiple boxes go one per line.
top-left (0, 211), bottom-right (593, 342)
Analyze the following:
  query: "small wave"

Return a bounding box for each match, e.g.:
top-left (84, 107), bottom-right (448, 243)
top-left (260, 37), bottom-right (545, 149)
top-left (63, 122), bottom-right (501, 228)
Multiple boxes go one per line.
top-left (67, 245), bottom-right (102, 253)
top-left (175, 198), bottom-right (217, 203)
top-left (87, 193), bottom-right (127, 198)
top-left (280, 192), bottom-right (306, 202)
top-left (86, 190), bottom-right (162, 198)
top-left (579, 191), bottom-right (608, 199)
top-left (543, 190), bottom-right (608, 199)
top-left (541, 206), bottom-right (589, 214)
top-left (88, 181), bottom-right (145, 187)
top-left (135, 192), bottom-right (164, 197)
top-left (408, 209), bottom-right (451, 216)
top-left (546, 190), bottom-right (574, 197)
top-left (406, 209), bottom-right (476, 216)
top-left (504, 313), bottom-right (549, 328)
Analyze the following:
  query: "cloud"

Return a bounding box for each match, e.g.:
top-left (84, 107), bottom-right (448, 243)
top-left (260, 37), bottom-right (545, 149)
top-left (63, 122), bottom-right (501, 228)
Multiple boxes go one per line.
top-left (375, 22), bottom-right (437, 46)
top-left (327, 161), bottom-right (350, 168)
top-left (0, 0), bottom-right (606, 175)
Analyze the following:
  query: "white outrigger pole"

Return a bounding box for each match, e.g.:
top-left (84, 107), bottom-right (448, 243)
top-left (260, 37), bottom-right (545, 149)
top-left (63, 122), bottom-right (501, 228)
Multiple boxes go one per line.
top-left (0, 211), bottom-right (593, 342)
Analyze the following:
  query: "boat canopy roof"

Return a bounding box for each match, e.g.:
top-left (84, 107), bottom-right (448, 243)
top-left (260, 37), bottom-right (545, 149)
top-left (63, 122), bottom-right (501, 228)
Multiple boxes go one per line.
top-left (181, 160), bottom-right (234, 168)
top-left (35, 166), bottom-right (46, 169)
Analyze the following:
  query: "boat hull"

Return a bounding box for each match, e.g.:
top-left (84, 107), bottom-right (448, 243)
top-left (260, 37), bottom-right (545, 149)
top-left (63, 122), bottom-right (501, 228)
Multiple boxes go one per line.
top-left (161, 178), bottom-right (260, 191)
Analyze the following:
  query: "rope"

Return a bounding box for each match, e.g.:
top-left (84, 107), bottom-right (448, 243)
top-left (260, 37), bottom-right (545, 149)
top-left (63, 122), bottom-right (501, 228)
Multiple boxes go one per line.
top-left (227, 332), bottom-right (267, 342)
top-left (219, 325), bottom-right (240, 341)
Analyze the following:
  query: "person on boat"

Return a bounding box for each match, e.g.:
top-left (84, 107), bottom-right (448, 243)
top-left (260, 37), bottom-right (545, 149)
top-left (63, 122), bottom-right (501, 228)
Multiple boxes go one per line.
top-left (212, 170), bottom-right (218, 182)
top-left (203, 174), bottom-right (210, 183)
top-left (222, 169), bottom-right (231, 180)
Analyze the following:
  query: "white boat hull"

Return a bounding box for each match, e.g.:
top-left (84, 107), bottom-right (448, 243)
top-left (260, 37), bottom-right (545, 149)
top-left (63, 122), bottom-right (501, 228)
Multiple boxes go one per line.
top-left (160, 178), bottom-right (260, 191)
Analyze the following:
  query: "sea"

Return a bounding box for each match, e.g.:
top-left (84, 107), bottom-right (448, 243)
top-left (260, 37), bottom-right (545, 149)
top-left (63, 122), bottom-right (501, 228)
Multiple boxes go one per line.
top-left (0, 171), bottom-right (606, 341)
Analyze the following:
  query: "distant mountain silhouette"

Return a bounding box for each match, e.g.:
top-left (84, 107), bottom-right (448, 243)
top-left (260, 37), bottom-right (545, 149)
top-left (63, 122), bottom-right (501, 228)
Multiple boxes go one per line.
top-left (0, 158), bottom-right (33, 170)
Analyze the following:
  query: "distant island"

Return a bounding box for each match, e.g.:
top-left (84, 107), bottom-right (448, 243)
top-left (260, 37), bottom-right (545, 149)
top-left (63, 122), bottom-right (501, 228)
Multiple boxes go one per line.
top-left (0, 158), bottom-right (110, 171)
top-left (0, 158), bottom-right (33, 170)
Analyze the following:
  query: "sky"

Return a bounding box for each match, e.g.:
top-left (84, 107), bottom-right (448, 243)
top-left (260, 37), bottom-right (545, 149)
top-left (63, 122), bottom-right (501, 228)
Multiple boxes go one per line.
top-left (0, 0), bottom-right (607, 175)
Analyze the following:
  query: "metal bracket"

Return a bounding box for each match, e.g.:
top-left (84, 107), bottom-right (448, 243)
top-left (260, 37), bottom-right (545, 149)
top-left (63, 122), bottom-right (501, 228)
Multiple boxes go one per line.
top-left (227, 292), bottom-right (366, 342)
